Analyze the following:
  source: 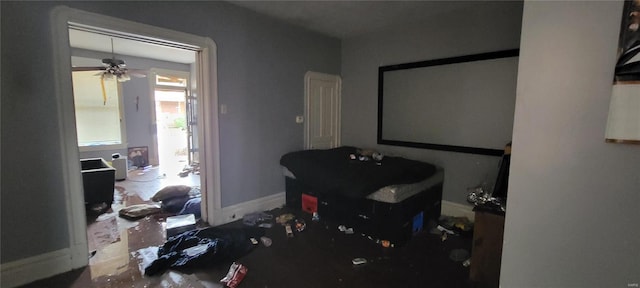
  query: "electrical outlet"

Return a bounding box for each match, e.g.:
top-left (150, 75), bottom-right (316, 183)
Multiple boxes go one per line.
top-left (296, 115), bottom-right (304, 123)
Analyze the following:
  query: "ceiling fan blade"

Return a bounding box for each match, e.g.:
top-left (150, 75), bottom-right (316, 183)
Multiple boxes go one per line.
top-left (72, 66), bottom-right (106, 72)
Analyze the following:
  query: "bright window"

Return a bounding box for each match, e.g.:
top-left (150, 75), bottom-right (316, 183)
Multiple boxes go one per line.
top-left (156, 74), bottom-right (187, 87)
top-left (72, 71), bottom-right (126, 150)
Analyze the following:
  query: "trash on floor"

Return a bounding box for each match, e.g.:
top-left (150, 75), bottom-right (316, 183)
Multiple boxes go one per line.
top-left (338, 225), bottom-right (354, 234)
top-left (242, 211), bottom-right (273, 226)
top-left (260, 236), bottom-right (272, 247)
top-left (462, 258), bottom-right (471, 267)
top-left (118, 203), bottom-right (162, 220)
top-left (437, 215), bottom-right (474, 238)
top-left (437, 225), bottom-right (456, 235)
top-left (285, 224), bottom-right (294, 237)
top-left (295, 218), bottom-right (306, 232)
top-left (312, 212), bottom-right (320, 221)
top-left (275, 213), bottom-right (295, 225)
top-left (166, 214), bottom-right (197, 238)
top-left (352, 258), bottom-right (367, 265)
top-left (178, 163), bottom-right (200, 177)
top-left (220, 262), bottom-right (248, 288)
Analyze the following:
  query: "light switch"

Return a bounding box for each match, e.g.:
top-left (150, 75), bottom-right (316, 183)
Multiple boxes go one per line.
top-left (220, 104), bottom-right (227, 114)
top-left (295, 116), bottom-right (304, 123)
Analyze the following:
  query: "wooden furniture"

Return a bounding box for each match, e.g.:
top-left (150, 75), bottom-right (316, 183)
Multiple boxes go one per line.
top-left (470, 207), bottom-right (505, 288)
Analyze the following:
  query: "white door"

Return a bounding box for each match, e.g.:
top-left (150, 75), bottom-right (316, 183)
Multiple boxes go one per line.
top-left (304, 71), bottom-right (341, 149)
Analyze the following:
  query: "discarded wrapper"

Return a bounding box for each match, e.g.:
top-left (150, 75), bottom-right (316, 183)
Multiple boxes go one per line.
top-left (220, 262), bottom-right (248, 288)
top-left (437, 225), bottom-right (456, 235)
top-left (260, 236), bottom-right (272, 247)
top-left (312, 212), bottom-right (320, 221)
top-left (462, 258), bottom-right (471, 267)
top-left (338, 225), bottom-right (354, 234)
top-left (295, 218), bottom-right (306, 232)
top-left (285, 224), bottom-right (294, 237)
top-left (352, 258), bottom-right (367, 265)
top-left (250, 238), bottom-right (258, 245)
top-left (276, 213), bottom-right (295, 225)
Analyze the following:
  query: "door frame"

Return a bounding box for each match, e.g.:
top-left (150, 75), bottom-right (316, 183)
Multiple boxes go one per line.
top-left (304, 71), bottom-right (342, 149)
top-left (51, 6), bottom-right (222, 269)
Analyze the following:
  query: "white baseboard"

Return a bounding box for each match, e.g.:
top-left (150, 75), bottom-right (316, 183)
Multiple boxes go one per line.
top-left (0, 249), bottom-right (72, 288)
top-left (441, 200), bottom-right (475, 221)
top-left (218, 192), bottom-right (286, 225)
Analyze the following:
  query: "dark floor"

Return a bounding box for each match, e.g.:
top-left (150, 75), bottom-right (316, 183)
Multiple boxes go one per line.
top-left (20, 169), bottom-right (473, 288)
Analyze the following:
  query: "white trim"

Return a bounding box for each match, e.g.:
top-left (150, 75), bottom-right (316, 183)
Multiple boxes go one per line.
top-left (50, 5), bottom-right (220, 273)
top-left (304, 71), bottom-right (342, 149)
top-left (0, 249), bottom-right (71, 288)
top-left (196, 44), bottom-right (223, 225)
top-left (51, 7), bottom-right (89, 270)
top-left (441, 200), bottom-right (475, 221)
top-left (216, 193), bottom-right (286, 226)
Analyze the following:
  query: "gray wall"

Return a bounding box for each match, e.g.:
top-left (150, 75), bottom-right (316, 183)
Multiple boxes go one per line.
top-left (0, 1), bottom-right (340, 264)
top-left (341, 1), bottom-right (523, 204)
top-left (501, 1), bottom-right (640, 286)
top-left (72, 49), bottom-right (191, 164)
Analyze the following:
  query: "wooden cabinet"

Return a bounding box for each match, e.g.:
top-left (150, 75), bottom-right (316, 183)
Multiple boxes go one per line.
top-left (470, 208), bottom-right (505, 288)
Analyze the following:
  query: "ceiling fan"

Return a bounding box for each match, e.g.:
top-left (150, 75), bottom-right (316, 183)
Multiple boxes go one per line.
top-left (72, 38), bottom-right (146, 82)
top-left (71, 38), bottom-right (146, 104)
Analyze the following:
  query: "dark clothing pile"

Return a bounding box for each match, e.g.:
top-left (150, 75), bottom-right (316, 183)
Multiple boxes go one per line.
top-left (145, 227), bottom-right (264, 276)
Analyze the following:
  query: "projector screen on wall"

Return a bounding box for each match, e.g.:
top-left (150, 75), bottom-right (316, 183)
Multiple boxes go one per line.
top-left (377, 49), bottom-right (519, 156)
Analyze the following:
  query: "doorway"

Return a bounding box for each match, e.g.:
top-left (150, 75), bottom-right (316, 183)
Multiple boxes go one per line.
top-left (52, 6), bottom-right (221, 270)
top-left (151, 70), bottom-right (196, 177)
top-left (304, 71), bottom-right (342, 149)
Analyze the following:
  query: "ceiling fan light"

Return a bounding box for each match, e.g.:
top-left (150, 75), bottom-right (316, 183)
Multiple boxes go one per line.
top-left (118, 74), bottom-right (131, 82)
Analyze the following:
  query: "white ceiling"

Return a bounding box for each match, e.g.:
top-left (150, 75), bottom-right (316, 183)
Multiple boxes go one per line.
top-left (226, 0), bottom-right (497, 39)
top-left (69, 1), bottom-right (510, 63)
top-left (69, 29), bottom-right (196, 64)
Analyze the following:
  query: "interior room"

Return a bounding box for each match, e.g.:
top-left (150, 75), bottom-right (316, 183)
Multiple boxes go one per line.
top-left (1, 1), bottom-right (639, 288)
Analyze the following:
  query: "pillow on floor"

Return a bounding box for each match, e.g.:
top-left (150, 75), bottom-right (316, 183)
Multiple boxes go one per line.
top-left (151, 185), bottom-right (192, 202)
top-left (161, 195), bottom-right (191, 214)
top-left (179, 197), bottom-right (201, 218)
top-left (119, 204), bottom-right (162, 220)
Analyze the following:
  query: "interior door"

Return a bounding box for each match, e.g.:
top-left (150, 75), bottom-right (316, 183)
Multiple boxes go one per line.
top-left (305, 72), bottom-right (341, 150)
